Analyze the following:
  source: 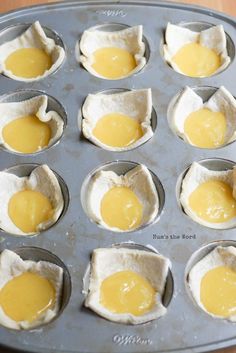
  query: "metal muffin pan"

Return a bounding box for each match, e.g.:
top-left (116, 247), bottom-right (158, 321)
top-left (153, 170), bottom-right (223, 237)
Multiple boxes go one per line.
top-left (0, 0), bottom-right (236, 352)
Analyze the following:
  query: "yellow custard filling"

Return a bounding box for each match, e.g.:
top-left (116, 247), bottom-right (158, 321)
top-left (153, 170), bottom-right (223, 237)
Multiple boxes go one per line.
top-left (8, 189), bottom-right (54, 233)
top-left (92, 47), bottom-right (136, 79)
top-left (189, 180), bottom-right (236, 223)
top-left (184, 108), bottom-right (226, 148)
top-left (201, 266), bottom-right (236, 317)
top-left (172, 42), bottom-right (221, 77)
top-left (100, 186), bottom-right (143, 231)
top-left (5, 48), bottom-right (52, 78)
top-left (0, 272), bottom-right (55, 322)
top-left (93, 113), bottom-right (143, 147)
top-left (2, 115), bottom-right (52, 153)
top-left (100, 270), bottom-right (156, 316)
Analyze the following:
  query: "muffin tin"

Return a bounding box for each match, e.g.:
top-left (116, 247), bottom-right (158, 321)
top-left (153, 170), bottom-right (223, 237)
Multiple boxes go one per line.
top-left (0, 0), bottom-right (236, 352)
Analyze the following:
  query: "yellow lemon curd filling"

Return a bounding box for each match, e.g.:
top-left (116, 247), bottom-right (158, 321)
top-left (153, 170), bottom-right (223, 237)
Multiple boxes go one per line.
top-left (5, 48), bottom-right (52, 79)
top-left (100, 186), bottom-right (143, 231)
top-left (0, 272), bottom-right (55, 323)
top-left (184, 108), bottom-right (226, 148)
top-left (92, 113), bottom-right (143, 147)
top-left (100, 270), bottom-right (156, 316)
top-left (2, 115), bottom-right (52, 153)
top-left (8, 190), bottom-right (54, 233)
top-left (188, 180), bottom-right (236, 223)
top-left (92, 47), bottom-right (137, 79)
top-left (201, 266), bottom-right (236, 317)
top-left (172, 42), bottom-right (221, 77)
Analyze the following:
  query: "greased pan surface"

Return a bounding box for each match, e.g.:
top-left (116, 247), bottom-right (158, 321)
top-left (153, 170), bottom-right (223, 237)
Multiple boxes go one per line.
top-left (0, 1), bottom-right (236, 352)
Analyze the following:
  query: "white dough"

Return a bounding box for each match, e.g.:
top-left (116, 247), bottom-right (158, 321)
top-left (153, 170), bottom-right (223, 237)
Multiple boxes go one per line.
top-left (188, 246), bottom-right (236, 321)
top-left (85, 247), bottom-right (171, 324)
top-left (86, 164), bottom-right (159, 232)
top-left (180, 162), bottom-right (236, 229)
top-left (0, 249), bottom-right (63, 329)
top-left (0, 95), bottom-right (64, 153)
top-left (163, 23), bottom-right (230, 76)
top-left (82, 89), bottom-right (153, 151)
top-left (77, 25), bottom-right (146, 79)
top-left (0, 21), bottom-right (65, 81)
top-left (168, 86), bottom-right (236, 146)
top-left (0, 164), bottom-right (64, 236)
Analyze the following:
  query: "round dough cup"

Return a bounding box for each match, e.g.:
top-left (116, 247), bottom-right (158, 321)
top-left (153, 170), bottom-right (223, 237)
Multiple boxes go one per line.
top-left (185, 240), bottom-right (236, 319)
top-left (0, 163), bottom-right (69, 236)
top-left (77, 23), bottom-right (150, 79)
top-left (79, 87), bottom-right (157, 151)
top-left (167, 85), bottom-right (236, 149)
top-left (176, 158), bottom-right (236, 230)
top-left (0, 246), bottom-right (72, 330)
top-left (81, 160), bottom-right (165, 232)
top-left (0, 22), bottom-right (66, 81)
top-left (161, 21), bottom-right (235, 77)
top-left (83, 242), bottom-right (174, 323)
top-left (0, 89), bottom-right (67, 156)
